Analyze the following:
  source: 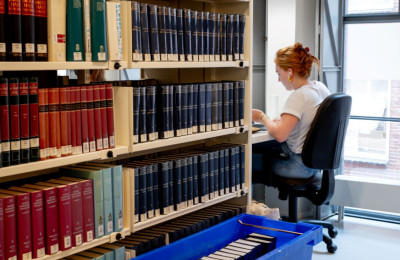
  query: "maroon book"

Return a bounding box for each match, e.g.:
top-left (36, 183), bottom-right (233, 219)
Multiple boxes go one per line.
top-left (28, 77), bottom-right (40, 161)
top-left (0, 0), bottom-right (6, 61)
top-left (70, 86), bottom-right (77, 155)
top-left (0, 78), bottom-right (10, 166)
top-left (59, 87), bottom-right (69, 157)
top-left (80, 86), bottom-right (89, 153)
top-left (66, 87), bottom-right (72, 155)
top-left (9, 78), bottom-right (20, 165)
top-left (21, 0), bottom-right (35, 61)
top-left (0, 194), bottom-right (6, 259)
top-left (9, 186), bottom-right (45, 259)
top-left (0, 189), bottom-right (32, 260)
top-left (38, 88), bottom-right (48, 160)
top-left (92, 85), bottom-right (103, 151)
top-left (74, 86), bottom-right (83, 154)
top-left (23, 184), bottom-right (59, 255)
top-left (34, 0), bottom-right (47, 61)
top-left (86, 86), bottom-right (96, 152)
top-left (19, 78), bottom-right (29, 163)
top-left (6, 0), bottom-right (23, 61)
top-left (99, 84), bottom-right (109, 149)
top-left (105, 83), bottom-right (115, 148)
top-left (0, 193), bottom-right (17, 260)
top-left (47, 87), bottom-right (59, 159)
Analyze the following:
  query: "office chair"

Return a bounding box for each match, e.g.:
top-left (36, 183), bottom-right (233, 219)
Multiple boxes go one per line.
top-left (253, 93), bottom-right (352, 253)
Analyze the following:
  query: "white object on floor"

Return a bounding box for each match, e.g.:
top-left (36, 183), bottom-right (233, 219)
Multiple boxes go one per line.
top-left (250, 200), bottom-right (280, 220)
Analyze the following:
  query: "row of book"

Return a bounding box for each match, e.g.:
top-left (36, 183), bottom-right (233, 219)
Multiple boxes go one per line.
top-left (131, 1), bottom-right (246, 62)
top-left (38, 83), bottom-right (115, 161)
top-left (200, 233), bottom-right (277, 260)
top-left (0, 162), bottom-right (123, 259)
top-left (63, 243), bottom-right (125, 260)
top-left (122, 144), bottom-right (245, 227)
top-left (116, 202), bottom-right (245, 258)
top-left (114, 80), bottom-right (245, 144)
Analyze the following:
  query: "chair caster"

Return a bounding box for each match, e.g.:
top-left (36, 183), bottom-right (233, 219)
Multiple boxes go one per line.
top-left (328, 229), bottom-right (338, 238)
top-left (327, 243), bottom-right (337, 253)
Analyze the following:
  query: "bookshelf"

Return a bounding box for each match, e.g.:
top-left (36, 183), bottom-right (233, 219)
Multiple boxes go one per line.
top-left (0, 0), bottom-right (253, 259)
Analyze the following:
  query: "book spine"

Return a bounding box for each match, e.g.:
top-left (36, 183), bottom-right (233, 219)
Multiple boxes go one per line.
top-left (239, 15), bottom-right (246, 60)
top-left (112, 165), bottom-right (123, 231)
top-left (165, 7), bottom-right (173, 61)
top-left (139, 86), bottom-right (147, 143)
top-left (207, 151), bottom-right (215, 199)
top-left (199, 153), bottom-right (208, 203)
top-left (38, 88), bottom-right (48, 160)
top-left (102, 168), bottom-right (114, 235)
top-left (217, 82), bottom-right (223, 129)
top-left (105, 83), bottom-right (115, 148)
top-left (9, 78), bottom-right (20, 165)
top-left (234, 81), bottom-right (239, 126)
top-left (211, 83), bottom-right (219, 131)
top-left (173, 84), bottom-right (182, 137)
top-left (146, 85), bottom-right (156, 141)
top-left (30, 190), bottom-right (45, 259)
top-left (191, 10), bottom-right (198, 61)
top-left (157, 5), bottom-right (167, 61)
top-left (205, 83), bottom-right (212, 132)
top-left (21, 0), bottom-right (35, 61)
top-left (66, 0), bottom-right (83, 61)
top-left (191, 155), bottom-right (199, 204)
top-left (131, 1), bottom-right (141, 61)
top-left (48, 87), bottom-right (59, 159)
top-left (60, 87), bottom-right (70, 156)
top-left (66, 87), bottom-right (72, 155)
top-left (74, 86), bottom-right (82, 154)
top-left (239, 81), bottom-right (245, 125)
top-left (167, 161), bottom-right (174, 213)
top-left (172, 159), bottom-right (182, 211)
top-left (220, 14), bottom-right (227, 61)
top-left (235, 146), bottom-right (240, 190)
top-left (99, 84), bottom-right (109, 149)
top-left (57, 185), bottom-right (72, 251)
top-left (159, 162), bottom-right (169, 215)
top-left (223, 148), bottom-right (230, 193)
top-left (138, 166), bottom-right (147, 221)
top-left (6, 0), bottom-right (23, 61)
top-left (228, 82), bottom-right (234, 127)
top-left (183, 9), bottom-right (192, 61)
top-left (203, 12), bottom-right (209, 61)
top-left (86, 86), bottom-right (98, 151)
top-left (197, 12), bottom-right (203, 62)
top-left (0, 197), bottom-right (4, 259)
top-left (218, 149), bottom-right (226, 195)
top-left (16, 193), bottom-right (33, 260)
top-left (47, 0), bottom-right (66, 61)
top-left (168, 85), bottom-right (174, 138)
top-left (198, 83), bottom-right (206, 133)
top-left (133, 167), bottom-right (139, 222)
top-left (229, 146), bottom-right (237, 191)
top-left (139, 3), bottom-right (150, 61)
top-left (213, 150), bottom-right (220, 197)
top-left (181, 157), bottom-right (189, 208)
top-left (187, 84), bottom-right (193, 135)
top-left (132, 87), bottom-right (140, 143)
top-left (215, 13), bottom-right (220, 61)
top-left (171, 8), bottom-right (178, 61)
top-left (156, 85), bottom-right (169, 139)
top-left (222, 82), bottom-right (229, 128)
top-left (208, 12), bottom-right (215, 61)
top-left (69, 181), bottom-right (84, 247)
top-left (3, 195), bottom-right (17, 260)
top-left (145, 165), bottom-right (154, 219)
top-left (148, 4), bottom-right (160, 61)
top-left (240, 144), bottom-right (245, 189)
top-left (0, 0), bottom-right (6, 61)
top-left (90, 0), bottom-right (107, 61)
top-left (92, 85), bottom-right (103, 150)
top-left (81, 179), bottom-right (95, 242)
top-left (83, 0), bottom-right (91, 61)
top-left (42, 187), bottom-right (60, 255)
top-left (106, 1), bottom-right (122, 61)
top-left (181, 84), bottom-right (188, 136)
top-left (34, 0), bottom-right (47, 61)
top-left (80, 86), bottom-right (90, 153)
top-left (176, 8), bottom-right (184, 61)
top-left (227, 14), bottom-right (233, 61)
top-left (28, 77), bottom-right (39, 161)
top-left (0, 78), bottom-right (10, 167)
top-left (192, 84), bottom-right (198, 134)
top-left (233, 14), bottom-right (240, 60)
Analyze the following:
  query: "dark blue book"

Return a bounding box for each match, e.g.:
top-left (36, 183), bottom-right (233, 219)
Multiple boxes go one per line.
top-left (191, 155), bottom-right (199, 204)
top-left (228, 82), bottom-right (234, 127)
top-left (172, 158), bottom-right (182, 211)
top-left (205, 83), bottom-right (212, 132)
top-left (215, 13), bottom-right (221, 61)
top-left (167, 160), bottom-right (174, 212)
top-left (133, 87), bottom-right (140, 144)
top-left (207, 151), bottom-right (215, 199)
top-left (165, 7), bottom-right (173, 61)
top-left (187, 84), bottom-right (194, 135)
top-left (223, 148), bottom-right (230, 193)
top-left (239, 145), bottom-right (245, 189)
top-left (197, 11), bottom-right (204, 62)
top-left (180, 157), bottom-right (188, 209)
top-left (138, 166), bottom-right (147, 221)
top-left (198, 83), bottom-right (206, 133)
top-left (135, 166), bottom-right (140, 222)
top-left (227, 14), bottom-right (234, 61)
top-left (212, 150), bottom-right (219, 198)
top-left (139, 87), bottom-right (147, 143)
top-left (156, 85), bottom-right (170, 139)
top-left (183, 9), bottom-right (192, 61)
top-left (171, 8), bottom-right (178, 61)
top-left (239, 81), bottom-right (245, 126)
top-left (191, 10), bottom-right (198, 61)
top-left (168, 85), bottom-right (174, 138)
top-left (220, 14), bottom-right (227, 61)
top-left (140, 3), bottom-right (151, 61)
top-left (157, 5), bottom-right (167, 61)
top-left (173, 84), bottom-right (182, 137)
top-left (234, 146), bottom-right (240, 191)
top-left (211, 82), bottom-right (219, 131)
top-left (199, 153), bottom-right (209, 202)
top-left (233, 14), bottom-right (240, 60)
top-left (145, 164), bottom-right (154, 218)
top-left (159, 161), bottom-right (170, 214)
top-left (203, 12), bottom-right (209, 61)
top-left (229, 146), bottom-right (237, 192)
top-left (192, 84), bottom-right (199, 134)
top-left (222, 82), bottom-right (230, 128)
top-left (146, 85), bottom-right (157, 141)
top-left (181, 84), bottom-right (188, 136)
top-left (176, 9), bottom-right (185, 61)
top-left (208, 12), bottom-right (215, 61)
top-left (186, 156), bottom-right (194, 207)
top-left (217, 82), bottom-right (223, 129)
top-left (239, 15), bottom-right (246, 60)
top-left (132, 1), bottom-right (142, 61)
top-left (218, 148), bottom-right (226, 195)
top-left (148, 4), bottom-right (160, 61)
top-left (234, 81), bottom-right (240, 127)
top-left (150, 163), bottom-right (160, 217)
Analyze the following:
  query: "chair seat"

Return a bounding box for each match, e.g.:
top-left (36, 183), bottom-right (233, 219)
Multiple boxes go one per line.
top-left (272, 171), bottom-right (323, 192)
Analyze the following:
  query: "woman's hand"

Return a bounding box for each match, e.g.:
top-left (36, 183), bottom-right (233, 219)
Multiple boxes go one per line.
top-left (252, 109), bottom-right (265, 123)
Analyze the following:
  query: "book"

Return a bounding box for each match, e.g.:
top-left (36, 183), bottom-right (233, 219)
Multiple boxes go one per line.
top-left (217, 82), bottom-right (223, 129)
top-left (197, 12), bottom-right (203, 62)
top-left (239, 81), bottom-right (245, 125)
top-left (131, 1), bottom-right (142, 61)
top-left (183, 9), bottom-right (192, 61)
top-left (187, 84), bottom-right (194, 135)
top-left (66, 0), bottom-right (83, 61)
top-left (228, 82), bottom-right (234, 127)
top-left (176, 8), bottom-right (184, 61)
top-left (191, 84), bottom-right (198, 134)
top-left (205, 83), bottom-right (212, 132)
top-left (105, 83), bottom-right (115, 148)
top-left (0, 193), bottom-right (17, 260)
top-left (168, 85), bottom-right (174, 138)
top-left (59, 87), bottom-right (69, 156)
top-left (203, 12), bottom-right (209, 61)
top-left (140, 2), bottom-right (151, 61)
top-left (93, 85), bottom-right (104, 150)
top-left (220, 14), bottom-right (227, 61)
top-left (132, 86), bottom-right (140, 143)
top-left (232, 14), bottom-right (240, 60)
top-left (48, 87), bottom-right (59, 159)
top-left (0, 0), bottom-right (6, 61)
top-left (88, 247), bottom-right (114, 260)
top-left (0, 78), bottom-right (10, 167)
top-left (234, 81), bottom-right (239, 126)
top-left (33, 0), bottom-right (47, 60)
top-left (181, 84), bottom-right (188, 136)
top-left (197, 83), bottom-right (206, 133)
top-left (23, 184), bottom-right (60, 255)
top-left (8, 186), bottom-right (46, 259)
top-left (9, 78), bottom-right (20, 165)
top-left (165, 7), bottom-right (173, 61)
top-left (148, 4), bottom-right (160, 62)
top-left (38, 88), bottom-right (48, 160)
top-left (227, 14), bottom-right (234, 61)
top-left (73, 86), bottom-right (83, 154)
top-left (171, 8), bottom-right (178, 61)
top-left (211, 82), bottom-right (219, 131)
top-left (80, 86), bottom-right (90, 153)
top-left (106, 1), bottom-right (123, 61)
top-left (156, 85), bottom-right (170, 139)
top-left (77, 250), bottom-right (105, 260)
top-left (47, 0), bottom-right (66, 61)
top-left (157, 5), bottom-right (167, 61)
top-left (83, 0), bottom-right (91, 61)
top-left (139, 86), bottom-right (147, 143)
top-left (98, 243), bottom-right (125, 260)
top-left (0, 189), bottom-right (32, 260)
top-left (208, 12), bottom-right (215, 62)
top-left (214, 13), bottom-right (221, 61)
top-left (21, 0), bottom-right (35, 61)
top-left (28, 77), bottom-right (40, 161)
top-left (146, 85), bottom-right (157, 141)
top-left (99, 84), bottom-right (109, 149)
top-left (90, 0), bottom-right (108, 61)
top-left (86, 85), bottom-right (97, 152)
top-left (0, 193), bottom-right (4, 259)
top-left (19, 78), bottom-right (29, 163)
top-left (173, 84), bottom-right (182, 137)
top-left (191, 10), bottom-right (198, 61)
top-left (6, 0), bottom-right (23, 61)
top-left (239, 15), bottom-right (246, 60)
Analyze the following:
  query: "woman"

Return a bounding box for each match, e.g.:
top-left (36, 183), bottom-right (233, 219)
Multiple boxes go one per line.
top-left (252, 42), bottom-right (330, 181)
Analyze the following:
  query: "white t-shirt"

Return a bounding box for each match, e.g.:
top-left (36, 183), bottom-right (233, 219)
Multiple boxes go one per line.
top-left (281, 81), bottom-right (331, 153)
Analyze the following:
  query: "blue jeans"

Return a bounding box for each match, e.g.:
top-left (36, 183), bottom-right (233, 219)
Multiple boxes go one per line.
top-left (252, 140), bottom-right (319, 184)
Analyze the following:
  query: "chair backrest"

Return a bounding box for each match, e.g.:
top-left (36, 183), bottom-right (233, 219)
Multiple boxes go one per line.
top-left (302, 93), bottom-right (352, 170)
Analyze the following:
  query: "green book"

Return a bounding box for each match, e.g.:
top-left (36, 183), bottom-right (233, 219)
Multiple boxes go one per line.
top-left (66, 0), bottom-right (84, 61)
top-left (90, 0), bottom-right (108, 61)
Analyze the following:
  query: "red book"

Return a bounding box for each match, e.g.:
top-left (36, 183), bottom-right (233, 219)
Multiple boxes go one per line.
top-left (21, 0), bottom-right (35, 61)
top-left (59, 87), bottom-right (69, 157)
top-left (0, 189), bottom-right (32, 260)
top-left (60, 177), bottom-right (94, 243)
top-left (9, 186), bottom-right (45, 259)
top-left (98, 84), bottom-right (109, 149)
top-left (9, 78), bottom-right (20, 165)
top-left (74, 86), bottom-right (82, 154)
top-left (34, 0), bottom-right (47, 61)
top-left (36, 182), bottom-right (72, 251)
top-left (19, 77), bottom-right (30, 164)
top-left (79, 86), bottom-right (89, 154)
top-left (86, 86), bottom-right (96, 152)
top-left (47, 179), bottom-right (83, 247)
top-left (47, 87), bottom-right (59, 159)
top-left (70, 86), bottom-right (77, 155)
top-left (38, 88), bottom-right (48, 160)
top-left (0, 193), bottom-right (17, 260)
top-left (0, 0), bottom-right (5, 61)
top-left (28, 77), bottom-right (40, 161)
top-left (92, 85), bottom-right (103, 151)
top-left (0, 78), bottom-right (10, 166)
top-left (0, 194), bottom-right (6, 259)
top-left (6, 0), bottom-right (23, 61)
top-left (66, 86), bottom-right (72, 155)
top-left (105, 83), bottom-right (115, 148)
top-left (23, 184), bottom-right (59, 255)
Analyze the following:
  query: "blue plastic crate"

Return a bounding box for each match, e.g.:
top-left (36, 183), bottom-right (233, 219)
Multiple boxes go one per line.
top-left (134, 213), bottom-right (323, 260)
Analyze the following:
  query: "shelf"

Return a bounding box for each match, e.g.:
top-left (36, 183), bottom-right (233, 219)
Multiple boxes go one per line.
top-left (0, 61), bottom-right (127, 71)
top-left (0, 145), bottom-right (129, 179)
top-left (132, 126), bottom-right (249, 154)
top-left (132, 190), bottom-right (246, 232)
top-left (129, 60), bottom-right (249, 69)
top-left (37, 228), bottom-right (131, 260)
